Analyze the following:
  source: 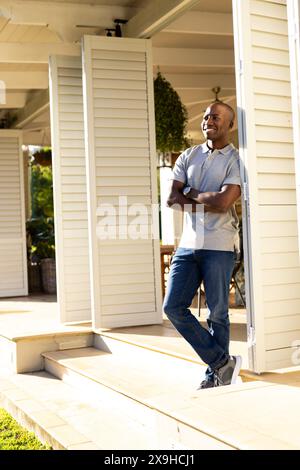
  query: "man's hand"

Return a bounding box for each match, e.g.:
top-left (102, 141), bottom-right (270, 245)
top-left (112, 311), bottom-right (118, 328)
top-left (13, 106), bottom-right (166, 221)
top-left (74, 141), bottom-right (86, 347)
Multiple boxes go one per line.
top-left (166, 180), bottom-right (198, 212)
top-left (186, 184), bottom-right (241, 213)
top-left (166, 180), bottom-right (241, 213)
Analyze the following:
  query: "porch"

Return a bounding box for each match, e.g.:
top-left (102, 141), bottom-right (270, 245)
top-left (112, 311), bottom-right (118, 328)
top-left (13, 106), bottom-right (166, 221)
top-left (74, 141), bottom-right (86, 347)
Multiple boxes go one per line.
top-left (1, 0), bottom-right (299, 373)
top-left (0, 293), bottom-right (248, 369)
top-left (1, 0), bottom-right (300, 451)
top-left (1, 296), bottom-right (300, 450)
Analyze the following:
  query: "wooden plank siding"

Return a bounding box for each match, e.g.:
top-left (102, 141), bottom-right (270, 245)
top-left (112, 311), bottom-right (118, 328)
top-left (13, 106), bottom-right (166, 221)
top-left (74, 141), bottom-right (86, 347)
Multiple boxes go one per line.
top-left (82, 36), bottom-right (162, 329)
top-left (234, 0), bottom-right (300, 371)
top-left (0, 131), bottom-right (27, 297)
top-left (49, 56), bottom-right (91, 323)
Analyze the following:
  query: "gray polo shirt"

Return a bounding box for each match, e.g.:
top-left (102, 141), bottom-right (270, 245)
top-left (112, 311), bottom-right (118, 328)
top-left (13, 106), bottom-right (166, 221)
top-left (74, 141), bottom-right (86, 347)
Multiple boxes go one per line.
top-left (171, 142), bottom-right (241, 251)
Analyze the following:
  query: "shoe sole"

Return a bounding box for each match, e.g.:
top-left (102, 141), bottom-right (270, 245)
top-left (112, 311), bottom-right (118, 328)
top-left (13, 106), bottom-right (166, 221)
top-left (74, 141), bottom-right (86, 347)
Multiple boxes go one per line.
top-left (197, 384), bottom-right (215, 390)
top-left (231, 355), bottom-right (242, 384)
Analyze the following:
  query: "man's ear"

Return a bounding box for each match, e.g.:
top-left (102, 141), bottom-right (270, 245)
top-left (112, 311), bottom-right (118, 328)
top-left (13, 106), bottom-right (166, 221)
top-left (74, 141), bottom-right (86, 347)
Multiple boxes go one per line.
top-left (229, 121), bottom-right (234, 129)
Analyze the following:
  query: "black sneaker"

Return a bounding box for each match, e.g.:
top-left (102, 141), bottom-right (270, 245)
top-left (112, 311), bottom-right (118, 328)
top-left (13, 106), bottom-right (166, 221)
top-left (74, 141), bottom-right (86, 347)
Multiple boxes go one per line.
top-left (197, 378), bottom-right (215, 390)
top-left (214, 355), bottom-right (242, 387)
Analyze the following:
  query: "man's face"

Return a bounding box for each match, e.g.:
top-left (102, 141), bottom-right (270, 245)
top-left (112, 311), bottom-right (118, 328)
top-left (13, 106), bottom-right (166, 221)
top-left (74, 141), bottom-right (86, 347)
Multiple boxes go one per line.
top-left (201, 104), bottom-right (232, 142)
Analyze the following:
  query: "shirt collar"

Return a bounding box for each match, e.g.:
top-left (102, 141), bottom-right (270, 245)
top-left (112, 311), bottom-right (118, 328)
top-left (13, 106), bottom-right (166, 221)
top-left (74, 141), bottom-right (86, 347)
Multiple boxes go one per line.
top-left (201, 142), bottom-right (234, 155)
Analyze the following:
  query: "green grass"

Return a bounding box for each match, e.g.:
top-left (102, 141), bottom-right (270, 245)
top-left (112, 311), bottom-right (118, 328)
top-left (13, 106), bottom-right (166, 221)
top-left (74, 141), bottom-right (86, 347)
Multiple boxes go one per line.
top-left (0, 408), bottom-right (51, 450)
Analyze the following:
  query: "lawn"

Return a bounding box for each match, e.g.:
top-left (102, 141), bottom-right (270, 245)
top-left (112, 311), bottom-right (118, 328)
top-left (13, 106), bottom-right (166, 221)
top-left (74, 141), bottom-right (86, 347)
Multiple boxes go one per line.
top-left (0, 408), bottom-right (51, 450)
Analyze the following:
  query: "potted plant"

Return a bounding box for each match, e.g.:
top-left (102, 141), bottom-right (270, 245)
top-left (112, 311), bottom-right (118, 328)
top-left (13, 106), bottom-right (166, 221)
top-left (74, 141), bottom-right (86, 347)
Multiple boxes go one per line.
top-left (154, 70), bottom-right (190, 167)
top-left (154, 71), bottom-right (191, 290)
top-left (32, 147), bottom-right (52, 167)
top-left (27, 155), bottom-right (56, 295)
top-left (26, 217), bottom-right (56, 294)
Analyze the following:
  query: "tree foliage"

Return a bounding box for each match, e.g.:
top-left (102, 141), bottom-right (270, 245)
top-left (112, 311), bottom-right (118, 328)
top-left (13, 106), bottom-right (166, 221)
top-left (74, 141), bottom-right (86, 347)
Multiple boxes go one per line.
top-left (31, 165), bottom-right (53, 218)
top-left (154, 71), bottom-right (190, 154)
top-left (27, 162), bottom-right (55, 260)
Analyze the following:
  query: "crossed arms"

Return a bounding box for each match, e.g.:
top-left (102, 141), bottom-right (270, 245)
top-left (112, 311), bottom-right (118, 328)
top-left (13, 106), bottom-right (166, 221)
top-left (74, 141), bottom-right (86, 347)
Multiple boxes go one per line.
top-left (166, 180), bottom-right (241, 214)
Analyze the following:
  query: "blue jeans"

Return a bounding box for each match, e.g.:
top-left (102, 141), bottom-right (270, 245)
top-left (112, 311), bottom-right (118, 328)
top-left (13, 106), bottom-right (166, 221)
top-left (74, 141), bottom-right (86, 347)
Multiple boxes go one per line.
top-left (163, 248), bottom-right (235, 377)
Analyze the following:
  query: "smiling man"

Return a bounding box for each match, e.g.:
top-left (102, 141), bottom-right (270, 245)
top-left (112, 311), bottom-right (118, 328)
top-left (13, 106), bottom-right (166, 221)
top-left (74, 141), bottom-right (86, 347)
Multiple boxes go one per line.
top-left (163, 102), bottom-right (242, 389)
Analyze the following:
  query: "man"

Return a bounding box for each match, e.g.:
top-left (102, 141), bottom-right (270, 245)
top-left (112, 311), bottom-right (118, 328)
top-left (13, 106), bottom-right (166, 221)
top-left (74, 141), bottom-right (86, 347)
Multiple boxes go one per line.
top-left (163, 101), bottom-right (242, 389)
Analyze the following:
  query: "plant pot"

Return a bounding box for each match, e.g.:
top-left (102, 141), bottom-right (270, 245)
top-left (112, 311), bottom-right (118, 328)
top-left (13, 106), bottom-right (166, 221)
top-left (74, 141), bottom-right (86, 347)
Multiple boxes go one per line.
top-left (40, 258), bottom-right (56, 294)
top-left (33, 151), bottom-right (52, 166)
top-left (27, 262), bottom-right (42, 293)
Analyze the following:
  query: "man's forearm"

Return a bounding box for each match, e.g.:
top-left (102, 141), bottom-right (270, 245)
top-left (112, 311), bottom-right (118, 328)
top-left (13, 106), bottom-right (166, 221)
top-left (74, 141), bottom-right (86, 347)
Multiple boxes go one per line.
top-left (187, 188), bottom-right (227, 212)
top-left (167, 191), bottom-right (223, 213)
top-left (166, 192), bottom-right (200, 213)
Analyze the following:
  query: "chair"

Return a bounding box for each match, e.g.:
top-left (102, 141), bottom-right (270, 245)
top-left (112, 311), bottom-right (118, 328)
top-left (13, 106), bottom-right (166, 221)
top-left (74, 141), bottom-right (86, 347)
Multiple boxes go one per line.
top-left (229, 249), bottom-right (246, 307)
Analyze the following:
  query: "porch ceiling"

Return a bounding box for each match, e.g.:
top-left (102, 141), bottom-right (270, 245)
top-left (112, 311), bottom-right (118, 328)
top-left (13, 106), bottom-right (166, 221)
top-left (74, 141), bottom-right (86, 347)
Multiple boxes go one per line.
top-left (0, 0), bottom-right (236, 145)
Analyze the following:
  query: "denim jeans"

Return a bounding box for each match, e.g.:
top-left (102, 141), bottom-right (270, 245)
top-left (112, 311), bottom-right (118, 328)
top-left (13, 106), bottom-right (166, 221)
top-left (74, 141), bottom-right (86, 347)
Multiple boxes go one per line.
top-left (163, 248), bottom-right (235, 376)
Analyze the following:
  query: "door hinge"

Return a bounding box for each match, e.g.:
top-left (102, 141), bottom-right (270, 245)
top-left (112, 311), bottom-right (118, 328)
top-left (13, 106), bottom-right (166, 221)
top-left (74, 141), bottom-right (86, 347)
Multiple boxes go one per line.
top-left (248, 326), bottom-right (256, 347)
top-left (294, 21), bottom-right (299, 42)
top-left (239, 59), bottom-right (243, 75)
top-left (243, 182), bottom-right (249, 201)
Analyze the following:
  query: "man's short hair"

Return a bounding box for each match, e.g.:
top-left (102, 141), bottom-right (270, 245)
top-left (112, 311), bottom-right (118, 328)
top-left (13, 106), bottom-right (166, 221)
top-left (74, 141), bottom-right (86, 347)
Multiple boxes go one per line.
top-left (207, 101), bottom-right (235, 126)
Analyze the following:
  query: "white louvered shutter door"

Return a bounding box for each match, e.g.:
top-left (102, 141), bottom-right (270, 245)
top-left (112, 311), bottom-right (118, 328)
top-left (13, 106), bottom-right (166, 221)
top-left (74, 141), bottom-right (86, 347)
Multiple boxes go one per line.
top-left (49, 56), bottom-right (91, 323)
top-left (233, 0), bottom-right (300, 372)
top-left (0, 131), bottom-right (27, 297)
top-left (82, 36), bottom-right (162, 329)
top-left (288, 1), bottom-right (300, 257)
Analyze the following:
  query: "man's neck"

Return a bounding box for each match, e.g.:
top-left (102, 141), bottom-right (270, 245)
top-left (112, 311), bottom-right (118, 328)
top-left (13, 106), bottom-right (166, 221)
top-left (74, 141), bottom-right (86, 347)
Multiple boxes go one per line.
top-left (207, 140), bottom-right (230, 150)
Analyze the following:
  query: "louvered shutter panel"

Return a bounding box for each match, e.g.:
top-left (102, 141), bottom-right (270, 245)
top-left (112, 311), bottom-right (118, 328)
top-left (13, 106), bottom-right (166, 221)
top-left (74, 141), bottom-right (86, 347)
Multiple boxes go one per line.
top-left (49, 55), bottom-right (91, 323)
top-left (288, 0), bottom-right (300, 256)
top-left (82, 36), bottom-right (162, 329)
top-left (0, 131), bottom-right (27, 297)
top-left (233, 0), bottom-right (300, 371)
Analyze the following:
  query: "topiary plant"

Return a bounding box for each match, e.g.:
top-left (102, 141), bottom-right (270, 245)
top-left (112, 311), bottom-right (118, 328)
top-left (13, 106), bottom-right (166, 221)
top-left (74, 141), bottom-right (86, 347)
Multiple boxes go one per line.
top-left (154, 71), bottom-right (190, 161)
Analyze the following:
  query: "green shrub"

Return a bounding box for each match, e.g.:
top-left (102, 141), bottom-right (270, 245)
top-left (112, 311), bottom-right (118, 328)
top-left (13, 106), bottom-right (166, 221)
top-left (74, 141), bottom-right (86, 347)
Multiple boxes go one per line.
top-left (0, 408), bottom-right (51, 450)
top-left (31, 164), bottom-right (53, 219)
top-left (27, 155), bottom-right (55, 262)
top-left (26, 217), bottom-right (55, 261)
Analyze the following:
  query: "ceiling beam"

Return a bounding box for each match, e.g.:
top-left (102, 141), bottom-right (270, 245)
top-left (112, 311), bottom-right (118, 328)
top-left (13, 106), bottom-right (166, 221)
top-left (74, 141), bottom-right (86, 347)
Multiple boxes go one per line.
top-left (0, 16), bottom-right (9, 31)
top-left (13, 89), bottom-right (49, 128)
top-left (0, 0), bottom-right (137, 42)
top-left (0, 81), bottom-right (5, 105)
top-left (125, 0), bottom-right (200, 38)
top-left (22, 121), bottom-right (50, 131)
top-left (153, 47), bottom-right (234, 68)
top-left (160, 73), bottom-right (236, 89)
top-left (0, 43), bottom-right (234, 67)
top-left (22, 128), bottom-right (51, 146)
top-left (0, 42), bottom-right (80, 63)
top-left (0, 71), bottom-right (49, 90)
top-left (164, 11), bottom-right (233, 36)
top-left (0, 91), bottom-right (27, 109)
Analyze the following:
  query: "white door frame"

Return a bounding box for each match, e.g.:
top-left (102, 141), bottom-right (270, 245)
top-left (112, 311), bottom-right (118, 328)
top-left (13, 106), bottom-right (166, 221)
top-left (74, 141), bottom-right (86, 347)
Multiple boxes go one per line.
top-left (287, 0), bottom-right (300, 258)
top-left (232, 0), bottom-right (263, 372)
